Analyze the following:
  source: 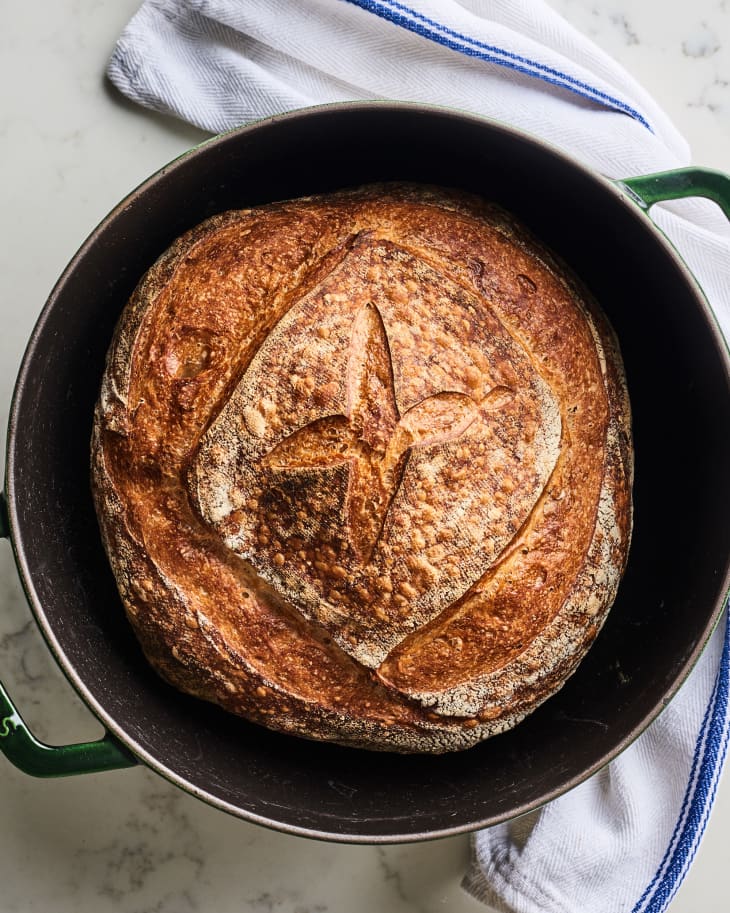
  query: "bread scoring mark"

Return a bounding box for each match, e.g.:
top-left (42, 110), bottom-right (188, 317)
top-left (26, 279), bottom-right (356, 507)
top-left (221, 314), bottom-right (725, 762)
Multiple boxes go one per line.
top-left (264, 301), bottom-right (514, 563)
top-left (193, 235), bottom-right (561, 669)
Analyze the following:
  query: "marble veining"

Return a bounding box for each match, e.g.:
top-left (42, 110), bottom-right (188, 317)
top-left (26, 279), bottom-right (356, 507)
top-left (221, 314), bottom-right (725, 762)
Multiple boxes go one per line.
top-left (689, 75), bottom-right (730, 113)
top-left (0, 1), bottom-right (728, 912)
top-left (682, 23), bottom-right (722, 58)
top-left (66, 785), bottom-right (206, 907)
top-left (609, 12), bottom-right (640, 46)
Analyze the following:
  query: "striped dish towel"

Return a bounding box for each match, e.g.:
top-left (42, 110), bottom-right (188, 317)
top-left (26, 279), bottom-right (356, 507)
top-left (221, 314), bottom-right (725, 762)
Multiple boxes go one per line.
top-left (107, 2), bottom-right (730, 911)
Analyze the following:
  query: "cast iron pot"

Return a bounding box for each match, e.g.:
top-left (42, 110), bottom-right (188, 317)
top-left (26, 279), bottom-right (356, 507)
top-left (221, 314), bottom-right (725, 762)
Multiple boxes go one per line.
top-left (1, 103), bottom-right (729, 843)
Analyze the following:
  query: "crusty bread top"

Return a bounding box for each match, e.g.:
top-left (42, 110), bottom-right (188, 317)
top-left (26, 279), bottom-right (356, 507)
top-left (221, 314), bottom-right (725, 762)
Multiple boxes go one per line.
top-left (91, 183), bottom-right (632, 753)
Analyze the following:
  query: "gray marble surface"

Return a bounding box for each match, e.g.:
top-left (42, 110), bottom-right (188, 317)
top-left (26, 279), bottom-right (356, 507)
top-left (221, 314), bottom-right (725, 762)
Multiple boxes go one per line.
top-left (0, 1), bottom-right (728, 911)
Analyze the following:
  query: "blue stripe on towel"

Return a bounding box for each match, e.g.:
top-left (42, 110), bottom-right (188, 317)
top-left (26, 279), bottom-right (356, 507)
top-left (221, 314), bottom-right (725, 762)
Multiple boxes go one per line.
top-left (343, 0), bottom-right (653, 130)
top-left (640, 607), bottom-right (730, 912)
top-left (631, 676), bottom-right (715, 912)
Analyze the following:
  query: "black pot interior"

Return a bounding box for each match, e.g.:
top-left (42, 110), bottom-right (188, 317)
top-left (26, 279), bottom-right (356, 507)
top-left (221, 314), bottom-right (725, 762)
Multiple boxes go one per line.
top-left (7, 105), bottom-right (730, 841)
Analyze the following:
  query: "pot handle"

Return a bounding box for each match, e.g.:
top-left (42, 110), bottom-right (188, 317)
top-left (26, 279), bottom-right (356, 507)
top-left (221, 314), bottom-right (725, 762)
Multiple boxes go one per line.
top-left (617, 167), bottom-right (730, 219)
top-left (0, 497), bottom-right (137, 777)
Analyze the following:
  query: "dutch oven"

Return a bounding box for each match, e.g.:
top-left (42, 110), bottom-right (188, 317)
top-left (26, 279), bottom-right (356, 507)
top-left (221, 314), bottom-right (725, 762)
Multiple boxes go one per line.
top-left (1, 102), bottom-right (729, 843)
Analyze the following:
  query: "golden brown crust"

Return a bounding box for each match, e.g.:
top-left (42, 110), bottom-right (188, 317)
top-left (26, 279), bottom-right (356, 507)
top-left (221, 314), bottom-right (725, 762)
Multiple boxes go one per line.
top-left (91, 184), bottom-right (632, 752)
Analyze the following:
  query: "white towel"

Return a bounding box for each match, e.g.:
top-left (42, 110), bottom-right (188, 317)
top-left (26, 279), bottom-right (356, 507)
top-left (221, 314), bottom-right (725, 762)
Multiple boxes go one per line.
top-left (107, 3), bottom-right (730, 911)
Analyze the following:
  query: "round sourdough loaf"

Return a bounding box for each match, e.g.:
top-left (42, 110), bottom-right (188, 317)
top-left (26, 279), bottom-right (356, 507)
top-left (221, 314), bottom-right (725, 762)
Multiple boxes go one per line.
top-left (91, 184), bottom-right (633, 753)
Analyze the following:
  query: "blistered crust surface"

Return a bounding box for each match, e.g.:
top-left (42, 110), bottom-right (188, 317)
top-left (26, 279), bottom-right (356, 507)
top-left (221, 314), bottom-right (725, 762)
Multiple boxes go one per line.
top-left (91, 184), bottom-right (633, 753)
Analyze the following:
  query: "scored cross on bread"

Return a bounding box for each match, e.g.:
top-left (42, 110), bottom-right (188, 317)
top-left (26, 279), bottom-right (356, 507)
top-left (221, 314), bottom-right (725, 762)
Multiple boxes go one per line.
top-left (264, 301), bottom-right (515, 564)
top-left (192, 234), bottom-right (562, 669)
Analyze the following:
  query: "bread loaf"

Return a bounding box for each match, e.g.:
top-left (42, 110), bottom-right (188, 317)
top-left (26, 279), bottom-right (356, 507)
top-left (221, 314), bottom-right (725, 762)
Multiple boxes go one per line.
top-left (91, 184), bottom-right (632, 753)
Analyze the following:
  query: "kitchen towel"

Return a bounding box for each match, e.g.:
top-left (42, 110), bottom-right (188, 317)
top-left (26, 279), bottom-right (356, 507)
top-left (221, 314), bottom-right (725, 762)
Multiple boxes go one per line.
top-left (107, 2), bottom-right (730, 911)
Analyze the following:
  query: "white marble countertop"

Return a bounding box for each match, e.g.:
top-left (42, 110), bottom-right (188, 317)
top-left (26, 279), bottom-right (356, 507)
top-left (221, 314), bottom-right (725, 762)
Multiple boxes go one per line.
top-left (0, 2), bottom-right (728, 911)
